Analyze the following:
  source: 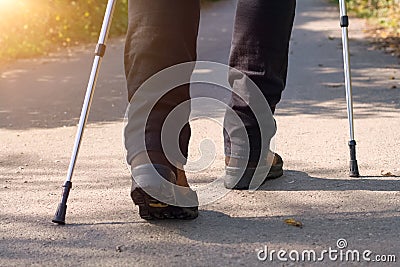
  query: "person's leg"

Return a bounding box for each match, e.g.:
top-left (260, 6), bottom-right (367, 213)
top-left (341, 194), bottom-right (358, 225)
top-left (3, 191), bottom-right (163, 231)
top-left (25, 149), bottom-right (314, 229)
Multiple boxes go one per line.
top-left (124, 0), bottom-right (200, 173)
top-left (124, 0), bottom-right (200, 219)
top-left (224, 0), bottom-right (296, 188)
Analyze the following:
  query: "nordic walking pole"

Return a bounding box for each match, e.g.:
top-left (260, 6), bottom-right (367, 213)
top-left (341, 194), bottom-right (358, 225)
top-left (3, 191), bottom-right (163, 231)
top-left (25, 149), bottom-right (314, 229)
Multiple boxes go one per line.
top-left (338, 0), bottom-right (360, 177)
top-left (52, 0), bottom-right (117, 225)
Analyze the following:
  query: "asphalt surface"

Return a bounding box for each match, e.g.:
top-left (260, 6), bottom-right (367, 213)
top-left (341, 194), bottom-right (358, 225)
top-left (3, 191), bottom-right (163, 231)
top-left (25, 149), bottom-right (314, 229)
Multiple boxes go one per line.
top-left (1, 0), bottom-right (399, 266)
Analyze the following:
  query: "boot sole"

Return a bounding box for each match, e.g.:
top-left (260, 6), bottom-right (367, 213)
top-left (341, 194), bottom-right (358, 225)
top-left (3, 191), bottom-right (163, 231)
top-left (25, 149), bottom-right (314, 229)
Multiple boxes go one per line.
top-left (131, 188), bottom-right (198, 220)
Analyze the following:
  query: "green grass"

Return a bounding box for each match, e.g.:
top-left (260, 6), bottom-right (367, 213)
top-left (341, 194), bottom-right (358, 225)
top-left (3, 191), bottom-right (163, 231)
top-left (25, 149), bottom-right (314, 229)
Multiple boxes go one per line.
top-left (0, 0), bottom-right (220, 62)
top-left (342, 0), bottom-right (400, 37)
top-left (0, 0), bottom-right (128, 61)
top-left (1, 0), bottom-right (398, 62)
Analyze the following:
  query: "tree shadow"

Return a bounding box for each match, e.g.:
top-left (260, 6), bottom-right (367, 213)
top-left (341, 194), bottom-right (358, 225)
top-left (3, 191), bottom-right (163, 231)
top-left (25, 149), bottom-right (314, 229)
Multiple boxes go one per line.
top-left (1, 1), bottom-right (399, 265)
top-left (188, 168), bottom-right (400, 192)
top-left (277, 0), bottom-right (400, 118)
top-left (1, 164), bottom-right (399, 265)
top-left (0, 0), bottom-right (398, 131)
top-left (0, 39), bottom-right (129, 130)
top-left (149, 209), bottom-right (400, 247)
top-left (258, 169), bottom-right (400, 192)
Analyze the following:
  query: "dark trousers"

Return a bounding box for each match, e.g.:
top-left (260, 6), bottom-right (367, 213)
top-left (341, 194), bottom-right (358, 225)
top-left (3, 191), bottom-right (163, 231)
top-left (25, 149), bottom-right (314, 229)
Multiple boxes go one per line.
top-left (124, 0), bottom-right (296, 165)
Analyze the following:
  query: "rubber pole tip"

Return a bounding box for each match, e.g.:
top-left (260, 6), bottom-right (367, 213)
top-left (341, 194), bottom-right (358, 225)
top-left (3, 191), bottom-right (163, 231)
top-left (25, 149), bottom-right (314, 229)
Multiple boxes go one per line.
top-left (349, 160), bottom-right (360, 177)
top-left (52, 203), bottom-right (67, 225)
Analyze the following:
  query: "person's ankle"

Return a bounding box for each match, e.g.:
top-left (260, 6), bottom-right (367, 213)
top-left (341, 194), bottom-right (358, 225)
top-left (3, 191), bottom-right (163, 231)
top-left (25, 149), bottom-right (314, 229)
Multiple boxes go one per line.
top-left (131, 151), bottom-right (171, 168)
top-left (225, 156), bottom-right (259, 168)
top-left (176, 165), bottom-right (189, 187)
top-left (131, 151), bottom-right (189, 188)
top-left (225, 151), bottom-right (277, 168)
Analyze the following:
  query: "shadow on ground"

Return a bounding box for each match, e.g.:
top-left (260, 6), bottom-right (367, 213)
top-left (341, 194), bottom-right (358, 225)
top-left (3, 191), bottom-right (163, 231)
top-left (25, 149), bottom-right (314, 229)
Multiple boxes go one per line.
top-left (1, 206), bottom-right (399, 265)
top-left (277, 3), bottom-right (400, 119)
top-left (0, 0), bottom-right (399, 130)
top-left (1, 151), bottom-right (399, 264)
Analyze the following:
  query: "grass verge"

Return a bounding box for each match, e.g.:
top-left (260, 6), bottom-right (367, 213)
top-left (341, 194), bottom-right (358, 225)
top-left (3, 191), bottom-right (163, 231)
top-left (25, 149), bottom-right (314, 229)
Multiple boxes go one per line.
top-left (0, 0), bottom-right (218, 63)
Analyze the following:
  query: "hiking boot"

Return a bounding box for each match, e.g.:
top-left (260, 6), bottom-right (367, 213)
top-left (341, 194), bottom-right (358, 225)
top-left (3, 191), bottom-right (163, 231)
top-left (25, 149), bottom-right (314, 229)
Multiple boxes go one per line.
top-left (224, 152), bottom-right (284, 190)
top-left (131, 164), bottom-right (198, 220)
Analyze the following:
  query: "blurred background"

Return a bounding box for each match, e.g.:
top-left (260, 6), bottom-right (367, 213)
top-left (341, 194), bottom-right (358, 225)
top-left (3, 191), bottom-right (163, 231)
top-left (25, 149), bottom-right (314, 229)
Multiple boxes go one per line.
top-left (0, 0), bottom-right (128, 62)
top-left (0, 0), bottom-right (398, 62)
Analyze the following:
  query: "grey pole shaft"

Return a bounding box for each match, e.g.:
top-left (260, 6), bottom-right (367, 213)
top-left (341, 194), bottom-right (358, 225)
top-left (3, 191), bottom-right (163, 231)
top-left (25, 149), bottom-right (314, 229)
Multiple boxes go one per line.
top-left (52, 0), bottom-right (118, 225)
top-left (66, 0), bottom-right (117, 183)
top-left (338, 0), bottom-right (359, 177)
top-left (339, 0), bottom-right (355, 141)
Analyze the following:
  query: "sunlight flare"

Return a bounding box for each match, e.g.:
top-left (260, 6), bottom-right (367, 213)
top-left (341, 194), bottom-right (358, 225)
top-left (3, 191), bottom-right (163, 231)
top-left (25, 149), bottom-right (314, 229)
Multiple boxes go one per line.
top-left (0, 0), bottom-right (14, 7)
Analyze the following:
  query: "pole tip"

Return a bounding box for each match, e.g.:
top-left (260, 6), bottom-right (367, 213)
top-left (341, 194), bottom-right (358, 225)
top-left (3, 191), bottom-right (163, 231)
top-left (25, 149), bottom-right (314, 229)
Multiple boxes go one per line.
top-left (349, 160), bottom-right (359, 177)
top-left (52, 203), bottom-right (67, 225)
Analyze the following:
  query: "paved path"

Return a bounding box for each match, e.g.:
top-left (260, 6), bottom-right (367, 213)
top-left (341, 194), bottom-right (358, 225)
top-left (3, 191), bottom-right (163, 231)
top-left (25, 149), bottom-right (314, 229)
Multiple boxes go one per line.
top-left (1, 0), bottom-right (399, 266)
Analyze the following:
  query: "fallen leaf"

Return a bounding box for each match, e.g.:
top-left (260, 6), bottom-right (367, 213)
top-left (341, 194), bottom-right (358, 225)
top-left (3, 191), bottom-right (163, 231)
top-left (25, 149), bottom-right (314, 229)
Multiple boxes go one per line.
top-left (284, 218), bottom-right (303, 228)
top-left (324, 83), bottom-right (342, 88)
top-left (381, 170), bottom-right (395, 177)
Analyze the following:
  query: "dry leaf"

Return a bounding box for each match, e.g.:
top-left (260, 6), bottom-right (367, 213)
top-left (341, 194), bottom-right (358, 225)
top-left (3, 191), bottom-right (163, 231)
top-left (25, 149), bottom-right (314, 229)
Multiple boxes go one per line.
top-left (381, 170), bottom-right (395, 177)
top-left (324, 83), bottom-right (342, 88)
top-left (284, 218), bottom-right (303, 228)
